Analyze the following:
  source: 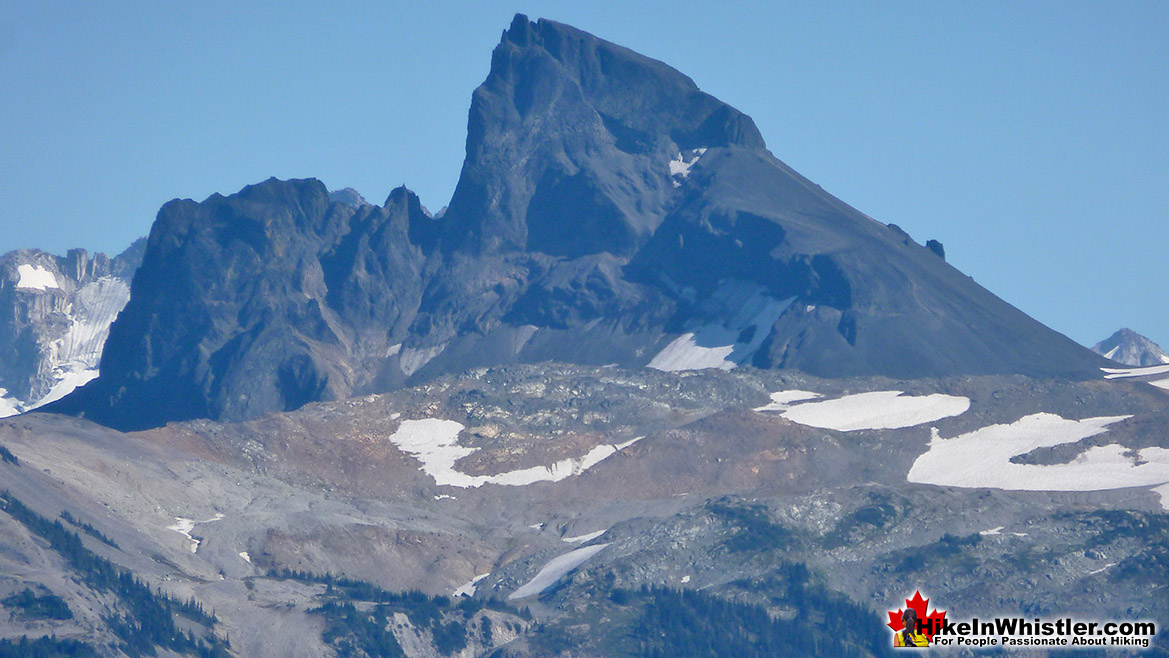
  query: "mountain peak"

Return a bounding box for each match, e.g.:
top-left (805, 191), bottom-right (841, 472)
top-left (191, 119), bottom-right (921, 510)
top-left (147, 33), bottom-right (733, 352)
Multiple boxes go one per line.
top-left (329, 187), bottom-right (369, 208)
top-left (444, 14), bottom-right (764, 257)
top-left (43, 16), bottom-right (1109, 431)
top-left (383, 184), bottom-right (415, 207)
top-left (503, 13), bottom-right (535, 46)
top-left (1092, 328), bottom-right (1169, 366)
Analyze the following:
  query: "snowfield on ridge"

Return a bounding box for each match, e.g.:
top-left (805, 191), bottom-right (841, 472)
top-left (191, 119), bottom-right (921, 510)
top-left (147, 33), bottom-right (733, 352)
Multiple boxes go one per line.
top-left (908, 413), bottom-right (1169, 508)
top-left (387, 418), bottom-right (643, 488)
top-left (509, 543), bottom-right (610, 600)
top-left (768, 390), bottom-right (971, 431)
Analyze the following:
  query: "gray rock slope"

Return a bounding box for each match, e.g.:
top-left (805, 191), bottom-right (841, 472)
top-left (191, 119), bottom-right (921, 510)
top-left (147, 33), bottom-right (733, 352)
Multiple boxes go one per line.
top-left (1093, 328), bottom-right (1169, 366)
top-left (47, 15), bottom-right (1107, 430)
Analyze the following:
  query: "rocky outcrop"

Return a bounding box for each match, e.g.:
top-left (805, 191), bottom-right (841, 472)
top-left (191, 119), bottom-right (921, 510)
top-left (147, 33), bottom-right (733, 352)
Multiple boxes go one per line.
top-left (926, 239), bottom-right (945, 260)
top-left (46, 15), bottom-right (1108, 430)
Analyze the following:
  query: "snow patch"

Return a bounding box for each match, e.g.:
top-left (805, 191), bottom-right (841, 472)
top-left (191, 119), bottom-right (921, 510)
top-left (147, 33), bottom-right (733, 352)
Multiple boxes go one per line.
top-left (648, 281), bottom-right (793, 372)
top-left (0, 389), bottom-right (21, 418)
top-left (614, 436), bottom-right (643, 450)
top-left (979, 527), bottom-right (1026, 537)
top-left (16, 264), bottom-right (58, 291)
top-left (482, 441), bottom-right (623, 487)
top-left (648, 334), bottom-right (734, 371)
top-left (562, 529), bottom-right (607, 544)
top-left (1153, 483), bottom-right (1169, 512)
top-left (400, 342), bottom-right (447, 377)
top-left (387, 420), bottom-right (642, 488)
top-left (512, 325), bottom-right (538, 355)
top-left (31, 369), bottom-right (98, 408)
top-left (509, 544), bottom-right (609, 600)
top-left (681, 575), bottom-right (691, 584)
top-left (1101, 364), bottom-right (1169, 379)
top-left (385, 343), bottom-right (402, 357)
top-left (908, 414), bottom-right (1169, 499)
top-left (668, 148), bottom-right (708, 183)
top-left (454, 573), bottom-right (490, 597)
top-left (168, 518), bottom-right (200, 553)
top-left (754, 390), bottom-right (822, 412)
top-left (1147, 378), bottom-right (1169, 391)
top-left (780, 391), bottom-right (970, 431)
top-left (239, 551), bottom-right (251, 563)
top-left (26, 276), bottom-right (130, 409)
top-left (166, 513), bottom-right (224, 553)
top-left (387, 419), bottom-right (478, 487)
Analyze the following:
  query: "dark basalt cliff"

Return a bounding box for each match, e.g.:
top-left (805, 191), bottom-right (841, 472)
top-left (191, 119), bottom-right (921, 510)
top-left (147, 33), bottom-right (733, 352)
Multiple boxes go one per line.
top-left (47, 15), bottom-right (1108, 430)
top-left (442, 14), bottom-right (764, 258)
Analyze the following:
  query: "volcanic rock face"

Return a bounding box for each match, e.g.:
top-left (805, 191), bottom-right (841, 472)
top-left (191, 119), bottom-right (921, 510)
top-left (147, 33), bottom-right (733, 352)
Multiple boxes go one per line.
top-left (0, 240), bottom-right (144, 416)
top-left (442, 14), bottom-right (764, 258)
top-left (49, 15), bottom-right (1106, 430)
top-left (1093, 328), bottom-right (1169, 366)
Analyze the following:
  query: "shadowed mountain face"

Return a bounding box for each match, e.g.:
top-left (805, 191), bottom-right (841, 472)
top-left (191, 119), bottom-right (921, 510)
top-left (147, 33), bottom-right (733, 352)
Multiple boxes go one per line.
top-left (49, 183), bottom-right (434, 429)
top-left (47, 15), bottom-right (1107, 430)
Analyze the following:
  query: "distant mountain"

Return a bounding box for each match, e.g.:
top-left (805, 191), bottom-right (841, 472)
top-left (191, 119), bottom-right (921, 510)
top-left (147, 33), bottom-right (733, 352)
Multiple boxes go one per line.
top-left (46, 15), bottom-right (1107, 431)
top-left (1092, 328), bottom-right (1169, 366)
top-left (0, 239), bottom-right (144, 416)
top-left (327, 187), bottom-right (369, 208)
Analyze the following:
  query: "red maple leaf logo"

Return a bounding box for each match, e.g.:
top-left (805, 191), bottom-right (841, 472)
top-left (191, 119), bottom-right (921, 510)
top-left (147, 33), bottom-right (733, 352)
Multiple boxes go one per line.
top-left (887, 590), bottom-right (946, 641)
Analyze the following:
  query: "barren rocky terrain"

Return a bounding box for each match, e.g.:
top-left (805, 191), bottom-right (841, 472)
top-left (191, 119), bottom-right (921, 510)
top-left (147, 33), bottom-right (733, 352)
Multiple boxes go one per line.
top-left (4, 362), bottom-right (1169, 656)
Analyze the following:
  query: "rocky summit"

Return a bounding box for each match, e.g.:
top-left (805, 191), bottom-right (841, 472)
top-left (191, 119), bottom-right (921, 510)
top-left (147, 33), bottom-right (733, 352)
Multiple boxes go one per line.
top-left (49, 15), bottom-right (1106, 433)
top-left (1093, 327), bottom-right (1169, 366)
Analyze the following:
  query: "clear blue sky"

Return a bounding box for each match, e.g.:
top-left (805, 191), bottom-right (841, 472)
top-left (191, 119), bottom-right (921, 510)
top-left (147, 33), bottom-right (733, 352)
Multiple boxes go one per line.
top-left (2, 1), bottom-right (1166, 350)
